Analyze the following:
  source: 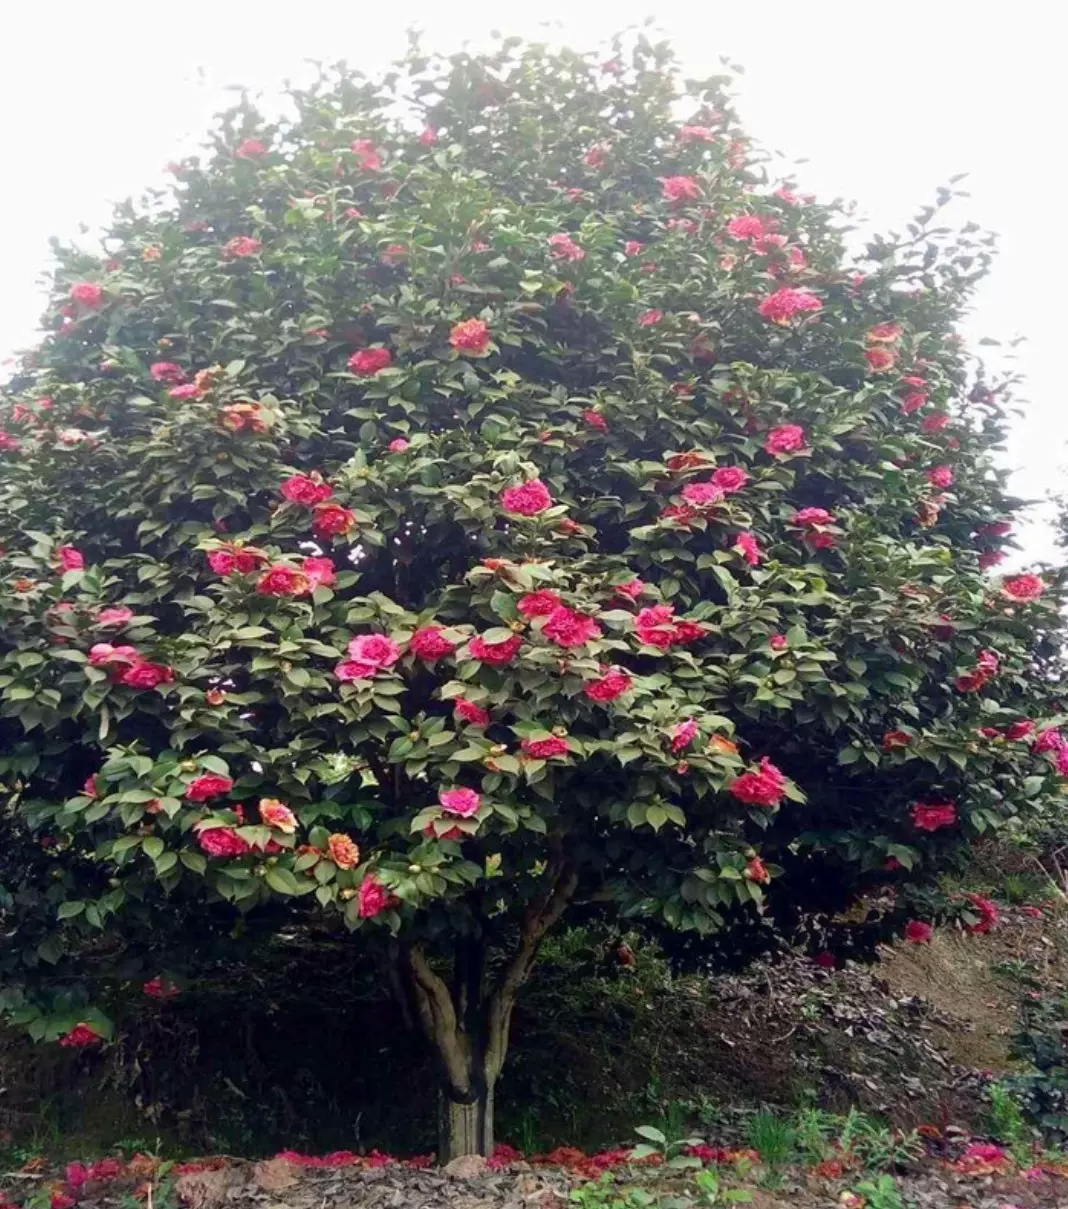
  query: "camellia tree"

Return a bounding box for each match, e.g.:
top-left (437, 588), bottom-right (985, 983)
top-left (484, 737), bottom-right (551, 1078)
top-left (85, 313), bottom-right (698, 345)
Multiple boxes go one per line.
top-left (1, 32), bottom-right (1065, 1158)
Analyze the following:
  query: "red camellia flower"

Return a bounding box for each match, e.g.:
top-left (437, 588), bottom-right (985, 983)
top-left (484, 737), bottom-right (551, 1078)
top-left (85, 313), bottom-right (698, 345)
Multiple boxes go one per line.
top-left (169, 383), bottom-right (203, 401)
top-left (59, 1023), bottom-right (102, 1048)
top-left (793, 507), bottom-right (836, 527)
top-left (1002, 574), bottom-right (1044, 602)
top-left (57, 545), bottom-right (84, 571)
top-left (726, 214), bottom-right (765, 240)
top-left (883, 730), bottom-right (912, 749)
top-left (198, 827), bottom-right (251, 858)
top-left (208, 545), bottom-right (265, 576)
top-left (342, 634), bottom-right (402, 680)
top-left (522, 735), bottom-right (572, 759)
top-left (547, 232), bottom-right (585, 261)
top-left (518, 589), bottom-right (563, 618)
top-left (867, 322), bottom-right (904, 343)
top-left (542, 606), bottom-right (602, 648)
top-left (469, 633), bottom-right (523, 665)
top-left (313, 503), bottom-right (357, 539)
top-left (1005, 720), bottom-right (1035, 741)
top-left (911, 801), bottom-right (957, 831)
top-left (671, 718), bottom-right (699, 753)
top-left (70, 283), bottom-right (105, 308)
top-left (223, 236), bottom-right (262, 258)
top-left (927, 464), bottom-right (954, 488)
top-left (623, 240), bottom-right (643, 257)
top-left (350, 138), bottom-right (382, 170)
top-left (733, 532), bottom-right (763, 566)
top-left (257, 564), bottom-right (311, 597)
top-left (419, 126), bottom-right (438, 146)
top-left (236, 138), bottom-right (267, 158)
top-left (348, 347), bottom-right (393, 375)
top-left (765, 424), bottom-right (807, 454)
top-left (904, 920), bottom-right (933, 944)
top-left (745, 857), bottom-right (770, 884)
top-left (455, 698), bottom-right (491, 726)
top-left (410, 626), bottom-right (457, 662)
top-left (358, 874), bottom-right (394, 918)
top-left (681, 481), bottom-right (724, 507)
top-left (186, 773), bottom-right (234, 802)
top-left (88, 642), bottom-right (140, 669)
top-left (583, 144), bottom-right (608, 168)
top-left (769, 634), bottom-right (788, 651)
top-left (583, 409), bottom-right (608, 432)
top-left (281, 473), bottom-right (332, 505)
top-left (677, 124), bottom-right (716, 143)
top-left (450, 319), bottom-right (492, 355)
top-left (659, 175), bottom-right (701, 203)
top-left (615, 579), bottom-right (645, 600)
top-left (120, 661), bottom-right (174, 689)
top-left (638, 309), bottom-right (663, 327)
top-left (150, 361), bottom-right (187, 384)
top-left (303, 556), bottom-right (336, 589)
top-left (327, 833), bottom-right (360, 868)
top-left (865, 346), bottom-right (896, 372)
top-left (729, 758), bottom-right (788, 808)
top-left (144, 976), bottom-right (180, 999)
top-left (757, 288), bottom-right (822, 324)
top-left (964, 892), bottom-right (999, 934)
top-left (634, 604), bottom-right (703, 649)
top-left (710, 466), bottom-right (749, 494)
top-left (500, 479), bottom-right (553, 516)
top-left (439, 787), bottom-right (481, 817)
top-left (921, 413), bottom-right (950, 433)
top-left (584, 666), bottom-right (633, 702)
top-left (388, 437), bottom-right (410, 453)
top-left (978, 551), bottom-right (1006, 571)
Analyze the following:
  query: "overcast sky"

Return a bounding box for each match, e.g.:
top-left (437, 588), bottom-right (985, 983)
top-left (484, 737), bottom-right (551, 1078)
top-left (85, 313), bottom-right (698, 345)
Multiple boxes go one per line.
top-left (3, 1), bottom-right (1062, 563)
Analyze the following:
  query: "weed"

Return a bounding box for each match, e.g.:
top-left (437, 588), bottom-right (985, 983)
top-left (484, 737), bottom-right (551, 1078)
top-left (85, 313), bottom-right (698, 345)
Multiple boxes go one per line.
top-left (986, 1082), bottom-right (1033, 1163)
top-left (631, 1124), bottom-right (704, 1170)
top-left (569, 1174), bottom-right (656, 1209)
top-left (746, 1113), bottom-right (795, 1169)
top-left (793, 1105), bottom-right (836, 1164)
top-left (689, 1169), bottom-right (753, 1206)
top-left (854, 1174), bottom-right (904, 1209)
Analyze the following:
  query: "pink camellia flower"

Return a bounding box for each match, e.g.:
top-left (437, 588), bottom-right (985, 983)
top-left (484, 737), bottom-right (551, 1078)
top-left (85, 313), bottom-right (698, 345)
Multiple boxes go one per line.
top-left (1002, 573), bottom-right (1044, 602)
top-left (439, 786), bottom-right (481, 817)
top-left (259, 798), bottom-right (298, 833)
top-left (59, 1023), bottom-right (102, 1048)
top-left (455, 698), bottom-right (491, 727)
top-left (469, 632), bottom-right (523, 665)
top-left (281, 473), bottom-right (332, 505)
top-left (769, 634), bottom-right (788, 651)
top-left (303, 556), bottom-right (336, 589)
top-left (638, 309), bottom-right (663, 327)
top-left (388, 437), bottom-right (410, 453)
top-left (765, 424), bottom-right (807, 455)
top-left (257, 564), bottom-right (311, 597)
top-left (143, 977), bottom-right (180, 1000)
top-left (964, 892), bottom-right (999, 934)
top-left (547, 232), bottom-right (586, 261)
top-left (120, 661), bottom-right (174, 689)
top-left (83, 774), bottom-right (100, 798)
top-left (883, 730), bottom-right (912, 749)
top-left (70, 283), bottom-right (105, 308)
top-left (358, 874), bottom-right (394, 918)
top-left (911, 801), bottom-right (957, 832)
top-left (185, 773), bottom-right (234, 802)
top-left (583, 144), bottom-right (608, 168)
top-left (500, 479), bottom-right (553, 516)
top-left (150, 361), bottom-right (187, 384)
top-left (347, 634), bottom-right (402, 674)
top-left (208, 546), bottom-right (265, 576)
top-left (677, 124), bottom-right (716, 143)
top-left (758, 288), bottom-right (822, 324)
top-left (671, 718), bottom-right (699, 753)
top-left (726, 215), bottom-right (765, 240)
top-left (623, 240), bottom-right (643, 257)
top-left (169, 383), bottom-right (203, 401)
top-left (744, 857), bottom-right (770, 885)
top-left (542, 606), bottom-right (602, 648)
top-left (711, 466), bottom-right (749, 494)
top-left (734, 532), bottom-right (764, 566)
top-left (223, 236), bottom-right (262, 258)
top-left (865, 346), bottom-right (896, 373)
top-left (977, 519), bottom-right (1013, 538)
top-left (867, 322), bottom-right (903, 343)
top-left (793, 507), bottom-right (836, 527)
top-left (615, 579), bottom-right (645, 601)
top-left (681, 481), bottom-right (725, 508)
top-left (335, 658), bottom-right (376, 682)
top-left (348, 346), bottom-right (393, 375)
top-left (921, 413), bottom-right (950, 433)
top-left (88, 642), bottom-right (141, 669)
top-left (350, 138), bottom-right (382, 170)
top-left (450, 319), bottom-right (492, 355)
top-left (1005, 720), bottom-right (1035, 741)
top-left (584, 666), bottom-right (633, 703)
top-left (410, 626), bottom-right (457, 662)
top-left (522, 735), bottom-right (571, 759)
top-left (236, 138), bottom-right (267, 158)
top-left (904, 920), bottom-right (933, 944)
top-left (419, 125), bottom-right (438, 146)
top-left (313, 503), bottom-right (357, 539)
top-left (518, 590), bottom-right (563, 618)
top-left (58, 545), bottom-right (84, 571)
top-left (634, 604), bottom-right (702, 649)
top-left (979, 551), bottom-right (1006, 571)
top-left (659, 176), bottom-right (701, 203)
top-left (1034, 728), bottom-right (1066, 754)
top-left (583, 409), bottom-right (608, 432)
top-left (730, 758), bottom-right (789, 808)
top-left (901, 391), bottom-right (928, 415)
top-left (198, 826), bottom-right (251, 858)
top-left (927, 464), bottom-right (954, 489)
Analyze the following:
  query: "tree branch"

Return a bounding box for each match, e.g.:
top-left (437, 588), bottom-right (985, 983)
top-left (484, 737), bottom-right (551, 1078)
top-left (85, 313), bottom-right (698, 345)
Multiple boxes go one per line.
top-left (396, 941), bottom-right (473, 1099)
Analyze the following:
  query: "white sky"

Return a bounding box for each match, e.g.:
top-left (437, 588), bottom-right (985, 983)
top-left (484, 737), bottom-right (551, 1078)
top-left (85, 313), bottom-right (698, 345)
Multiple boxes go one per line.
top-left (3, 1), bottom-right (1063, 563)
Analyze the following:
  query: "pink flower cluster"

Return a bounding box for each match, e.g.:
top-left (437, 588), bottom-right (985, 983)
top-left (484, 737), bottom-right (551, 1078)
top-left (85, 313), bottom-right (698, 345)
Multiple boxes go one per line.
top-left (955, 648), bottom-right (999, 694)
top-left (88, 643), bottom-right (174, 689)
top-left (501, 479), bottom-right (553, 515)
top-left (729, 758), bottom-right (788, 808)
top-left (757, 288), bottom-right (822, 324)
top-left (336, 634), bottom-right (402, 682)
top-left (634, 605), bottom-right (704, 649)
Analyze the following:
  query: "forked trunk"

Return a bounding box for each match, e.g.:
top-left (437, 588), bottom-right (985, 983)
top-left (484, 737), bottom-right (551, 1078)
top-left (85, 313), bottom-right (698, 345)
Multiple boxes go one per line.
top-left (441, 1082), bottom-right (495, 1162)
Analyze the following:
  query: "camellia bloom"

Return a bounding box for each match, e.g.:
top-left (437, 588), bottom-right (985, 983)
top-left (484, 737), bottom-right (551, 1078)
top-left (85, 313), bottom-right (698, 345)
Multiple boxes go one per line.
top-left (769, 634), bottom-right (788, 651)
top-left (765, 424), bottom-right (807, 455)
top-left (312, 503), bottom-right (357, 539)
top-left (584, 666), bottom-right (633, 702)
top-left (865, 346), bottom-right (896, 372)
top-left (793, 507), bottom-right (836, 527)
top-left (726, 214), bottom-right (765, 240)
top-left (57, 545), bottom-right (84, 571)
top-left (583, 409), bottom-right (608, 432)
top-left (259, 798), bottom-right (298, 833)
top-left (469, 632), bottom-right (523, 665)
top-left (623, 240), bottom-right (643, 257)
top-left (883, 730), bottom-right (912, 749)
top-left (120, 661), bottom-right (174, 689)
top-left (500, 479), bottom-right (553, 516)
top-left (350, 138), bottom-right (382, 170)
top-left (867, 322), bottom-right (903, 343)
top-left (348, 347), bottom-right (393, 375)
top-left (220, 401), bottom-right (269, 432)
top-left (518, 590), bottom-right (563, 618)
top-left (303, 556), bottom-right (336, 589)
top-left (710, 466), bottom-right (749, 494)
top-left (547, 232), bottom-right (585, 261)
top-left (1002, 574), bottom-right (1044, 602)
top-left (223, 236), bottom-right (262, 258)
top-left (185, 773), bottom-right (234, 802)
top-left (150, 361), bottom-right (186, 384)
top-left (677, 124), bottom-right (716, 143)
top-left (70, 282), bottom-right (105, 308)
top-left (911, 801), bottom-right (957, 832)
top-left (541, 606), bottom-right (602, 648)
top-left (1005, 720), bottom-right (1035, 741)
top-left (733, 532), bottom-right (763, 566)
top-left (88, 642), bottom-right (141, 669)
top-left (208, 545), bottom-right (265, 576)
top-left (659, 175), bottom-right (701, 203)
top-left (410, 626), bottom-right (457, 662)
top-left (59, 1023), bottom-right (102, 1048)
top-left (921, 413), bottom-right (950, 433)
top-left (681, 481), bottom-right (724, 508)
top-left (257, 564), bottom-right (311, 597)
top-left (964, 892), bottom-right (999, 934)
top-left (236, 138), bottom-right (267, 158)
top-left (347, 634), bottom-right (402, 675)
top-left (358, 874), bottom-right (394, 918)
top-left (439, 787), bottom-right (481, 817)
top-left (388, 437), bottom-right (410, 453)
top-left (638, 309), bottom-right (663, 327)
top-left (455, 698), bottom-right (491, 727)
top-left (450, 319), bottom-right (492, 355)
top-left (904, 920), bottom-right (933, 944)
top-left (327, 833), bottom-right (360, 869)
top-left (634, 604), bottom-right (702, 649)
top-left (671, 718), bottom-right (699, 753)
top-left (522, 735), bottom-right (572, 759)
top-left (198, 827), bottom-right (251, 858)
top-left (729, 758), bottom-right (788, 808)
top-left (281, 473), bottom-right (332, 505)
top-left (741, 857), bottom-right (770, 886)
top-left (615, 579), bottom-right (645, 600)
top-left (170, 383), bottom-right (203, 401)
top-left (928, 464), bottom-right (954, 489)
top-left (757, 288), bottom-right (822, 324)
top-left (143, 977), bottom-right (180, 999)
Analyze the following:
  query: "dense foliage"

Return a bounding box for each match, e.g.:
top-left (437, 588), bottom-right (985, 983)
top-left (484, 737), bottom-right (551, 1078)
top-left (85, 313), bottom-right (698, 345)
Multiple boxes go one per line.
top-left (0, 31), bottom-right (1063, 1155)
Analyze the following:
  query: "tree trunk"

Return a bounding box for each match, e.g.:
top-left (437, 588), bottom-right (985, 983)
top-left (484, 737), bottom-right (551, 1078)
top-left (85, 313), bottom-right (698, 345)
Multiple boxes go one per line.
top-left (440, 1081), bottom-right (495, 1162)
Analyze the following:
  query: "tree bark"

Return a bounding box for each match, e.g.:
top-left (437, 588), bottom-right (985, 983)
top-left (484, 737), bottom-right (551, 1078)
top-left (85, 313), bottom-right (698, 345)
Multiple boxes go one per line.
top-left (441, 1082), bottom-right (495, 1162)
